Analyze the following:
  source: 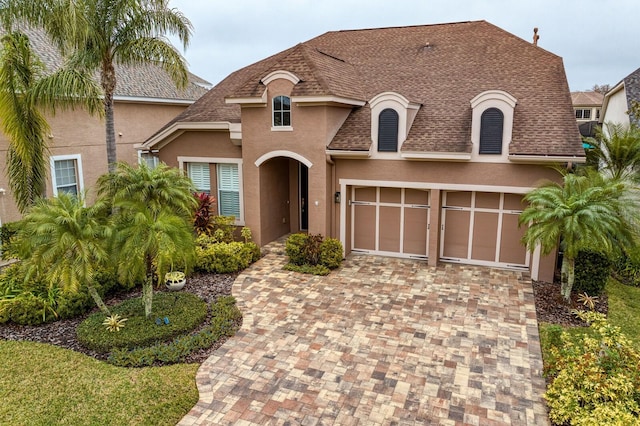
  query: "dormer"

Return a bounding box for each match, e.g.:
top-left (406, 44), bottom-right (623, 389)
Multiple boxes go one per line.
top-left (369, 92), bottom-right (421, 157)
top-left (470, 90), bottom-right (517, 162)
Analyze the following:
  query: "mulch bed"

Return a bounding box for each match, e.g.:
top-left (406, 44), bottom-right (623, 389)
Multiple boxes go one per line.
top-left (0, 272), bottom-right (239, 365)
top-left (532, 280), bottom-right (608, 327)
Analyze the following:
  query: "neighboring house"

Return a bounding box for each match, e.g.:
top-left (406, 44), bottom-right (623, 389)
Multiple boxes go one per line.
top-left (600, 67), bottom-right (640, 129)
top-left (571, 91), bottom-right (603, 138)
top-left (141, 20), bottom-right (584, 282)
top-left (0, 28), bottom-right (210, 224)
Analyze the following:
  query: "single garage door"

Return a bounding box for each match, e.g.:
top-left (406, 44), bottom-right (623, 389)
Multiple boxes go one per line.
top-left (351, 186), bottom-right (430, 259)
top-left (440, 191), bottom-right (529, 269)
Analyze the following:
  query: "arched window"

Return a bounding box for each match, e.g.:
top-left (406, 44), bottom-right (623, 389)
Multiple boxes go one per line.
top-left (479, 108), bottom-right (504, 154)
top-left (378, 108), bottom-right (399, 152)
top-left (273, 95), bottom-right (291, 127)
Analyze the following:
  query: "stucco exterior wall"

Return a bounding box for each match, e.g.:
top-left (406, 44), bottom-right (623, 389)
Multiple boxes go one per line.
top-left (0, 101), bottom-right (188, 224)
top-left (603, 89), bottom-right (631, 130)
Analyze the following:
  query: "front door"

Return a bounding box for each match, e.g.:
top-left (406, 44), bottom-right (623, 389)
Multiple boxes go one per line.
top-left (299, 164), bottom-right (308, 231)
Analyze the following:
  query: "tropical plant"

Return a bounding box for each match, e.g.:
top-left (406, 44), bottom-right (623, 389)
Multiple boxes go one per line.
top-left (0, 0), bottom-right (192, 171)
top-left (0, 30), bottom-right (101, 211)
top-left (97, 162), bottom-right (197, 318)
top-left (193, 192), bottom-right (216, 235)
top-left (520, 170), bottom-right (638, 301)
top-left (15, 193), bottom-right (111, 314)
top-left (584, 123), bottom-right (640, 182)
top-left (102, 314), bottom-right (127, 332)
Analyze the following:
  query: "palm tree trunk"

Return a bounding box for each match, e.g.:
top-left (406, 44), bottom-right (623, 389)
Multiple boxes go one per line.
top-left (560, 255), bottom-right (575, 302)
top-left (142, 278), bottom-right (153, 318)
top-left (102, 61), bottom-right (117, 172)
top-left (87, 285), bottom-right (110, 316)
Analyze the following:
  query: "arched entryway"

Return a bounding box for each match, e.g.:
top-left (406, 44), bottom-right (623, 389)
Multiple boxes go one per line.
top-left (254, 151), bottom-right (312, 245)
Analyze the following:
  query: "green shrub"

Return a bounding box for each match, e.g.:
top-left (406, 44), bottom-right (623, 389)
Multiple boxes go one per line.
top-left (544, 311), bottom-right (640, 425)
top-left (285, 233), bottom-right (308, 266)
top-left (245, 241), bottom-right (262, 263)
top-left (574, 250), bottom-right (611, 296)
top-left (613, 247), bottom-right (640, 286)
top-left (320, 238), bottom-right (343, 269)
top-left (285, 233), bottom-right (343, 274)
top-left (108, 296), bottom-right (241, 367)
top-left (195, 241), bottom-right (252, 273)
top-left (283, 263), bottom-right (330, 276)
top-left (211, 216), bottom-right (236, 242)
top-left (77, 292), bottom-right (207, 353)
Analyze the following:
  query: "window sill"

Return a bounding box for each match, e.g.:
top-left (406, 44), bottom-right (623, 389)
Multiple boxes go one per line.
top-left (271, 126), bottom-right (293, 132)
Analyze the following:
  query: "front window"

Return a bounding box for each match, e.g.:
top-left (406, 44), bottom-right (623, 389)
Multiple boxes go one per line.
top-left (217, 164), bottom-right (240, 217)
top-left (139, 152), bottom-right (159, 169)
top-left (273, 95), bottom-right (291, 127)
top-left (188, 163), bottom-right (211, 195)
top-left (51, 155), bottom-right (83, 196)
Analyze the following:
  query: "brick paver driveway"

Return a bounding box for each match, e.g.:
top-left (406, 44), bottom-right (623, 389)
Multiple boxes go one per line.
top-left (180, 241), bottom-right (548, 425)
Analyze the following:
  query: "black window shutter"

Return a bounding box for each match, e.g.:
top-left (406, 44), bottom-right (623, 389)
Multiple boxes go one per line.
top-left (378, 109), bottom-right (399, 152)
top-left (479, 108), bottom-right (504, 154)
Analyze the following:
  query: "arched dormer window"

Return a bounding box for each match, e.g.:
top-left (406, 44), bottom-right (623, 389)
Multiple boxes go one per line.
top-left (378, 108), bottom-right (399, 152)
top-left (273, 95), bottom-right (291, 127)
top-left (479, 108), bottom-right (504, 154)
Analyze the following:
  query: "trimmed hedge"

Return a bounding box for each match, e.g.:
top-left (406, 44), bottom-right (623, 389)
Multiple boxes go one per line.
top-left (194, 233), bottom-right (260, 274)
top-left (574, 250), bottom-right (611, 296)
top-left (77, 292), bottom-right (207, 353)
top-left (108, 296), bottom-right (241, 367)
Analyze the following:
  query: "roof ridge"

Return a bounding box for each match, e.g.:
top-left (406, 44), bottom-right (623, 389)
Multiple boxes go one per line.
top-left (327, 20), bottom-right (480, 35)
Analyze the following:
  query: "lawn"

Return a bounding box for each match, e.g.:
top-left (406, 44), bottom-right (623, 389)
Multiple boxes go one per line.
top-left (0, 340), bottom-right (199, 425)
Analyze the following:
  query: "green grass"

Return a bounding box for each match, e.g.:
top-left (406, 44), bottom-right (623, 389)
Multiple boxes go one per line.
top-left (0, 340), bottom-right (198, 425)
top-left (606, 278), bottom-right (640, 346)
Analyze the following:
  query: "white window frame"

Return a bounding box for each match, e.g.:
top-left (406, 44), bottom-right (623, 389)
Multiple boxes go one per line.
top-left (50, 154), bottom-right (84, 197)
top-left (217, 163), bottom-right (241, 218)
top-left (470, 90), bottom-right (517, 163)
top-left (187, 162), bottom-right (211, 195)
top-left (178, 156), bottom-right (244, 225)
top-left (272, 95), bottom-right (292, 131)
top-left (574, 108), bottom-right (592, 120)
top-left (137, 150), bottom-right (160, 169)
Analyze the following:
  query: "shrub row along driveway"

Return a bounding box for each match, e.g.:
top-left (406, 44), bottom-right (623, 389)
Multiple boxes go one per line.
top-left (180, 241), bottom-right (548, 425)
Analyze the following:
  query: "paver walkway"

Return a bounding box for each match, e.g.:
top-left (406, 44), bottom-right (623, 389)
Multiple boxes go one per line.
top-left (180, 241), bottom-right (548, 425)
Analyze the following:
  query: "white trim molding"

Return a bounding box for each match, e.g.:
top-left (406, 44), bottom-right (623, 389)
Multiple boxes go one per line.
top-left (470, 89), bottom-right (517, 163)
top-left (325, 150), bottom-right (371, 158)
top-left (141, 121), bottom-right (242, 150)
top-left (254, 150), bottom-right (313, 168)
top-left (225, 89), bottom-right (268, 106)
top-left (292, 95), bottom-right (366, 107)
top-left (401, 151), bottom-right (472, 161)
top-left (261, 70), bottom-right (301, 85)
top-left (508, 154), bottom-right (586, 164)
top-left (369, 91), bottom-right (421, 158)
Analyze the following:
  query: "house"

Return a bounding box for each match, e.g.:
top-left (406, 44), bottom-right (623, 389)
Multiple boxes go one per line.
top-left (0, 27), bottom-right (210, 224)
top-left (571, 91), bottom-right (603, 138)
top-left (600, 67), bottom-right (640, 129)
top-left (141, 20), bottom-right (584, 282)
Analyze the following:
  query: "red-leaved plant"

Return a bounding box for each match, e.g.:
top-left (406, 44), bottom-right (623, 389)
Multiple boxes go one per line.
top-left (193, 192), bottom-right (216, 235)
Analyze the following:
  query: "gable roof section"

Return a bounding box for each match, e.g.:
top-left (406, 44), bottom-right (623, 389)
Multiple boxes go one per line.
top-left (152, 20), bottom-right (583, 157)
top-left (14, 26), bottom-right (209, 103)
top-left (571, 91), bottom-right (604, 106)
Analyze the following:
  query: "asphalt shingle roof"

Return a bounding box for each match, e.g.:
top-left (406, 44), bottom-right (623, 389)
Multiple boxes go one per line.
top-left (623, 67), bottom-right (640, 122)
top-left (571, 91), bottom-right (604, 106)
top-left (161, 21), bottom-right (583, 157)
top-left (16, 27), bottom-right (209, 102)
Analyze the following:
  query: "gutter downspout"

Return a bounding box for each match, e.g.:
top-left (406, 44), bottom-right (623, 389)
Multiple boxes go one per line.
top-left (326, 154), bottom-right (336, 238)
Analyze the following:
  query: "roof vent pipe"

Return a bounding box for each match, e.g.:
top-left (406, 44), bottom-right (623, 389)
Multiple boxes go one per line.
top-left (533, 27), bottom-right (540, 46)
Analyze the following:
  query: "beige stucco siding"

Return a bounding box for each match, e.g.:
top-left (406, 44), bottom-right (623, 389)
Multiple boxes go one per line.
top-left (0, 101), bottom-right (188, 223)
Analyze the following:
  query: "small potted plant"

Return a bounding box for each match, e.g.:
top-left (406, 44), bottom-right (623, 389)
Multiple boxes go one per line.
top-left (164, 271), bottom-right (186, 291)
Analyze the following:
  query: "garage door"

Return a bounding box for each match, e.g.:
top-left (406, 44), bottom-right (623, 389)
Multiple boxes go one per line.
top-left (351, 187), bottom-right (430, 259)
top-left (440, 191), bottom-right (529, 269)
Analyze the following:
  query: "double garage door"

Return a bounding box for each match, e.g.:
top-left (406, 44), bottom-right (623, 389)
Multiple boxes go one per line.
top-left (351, 187), bottom-right (529, 269)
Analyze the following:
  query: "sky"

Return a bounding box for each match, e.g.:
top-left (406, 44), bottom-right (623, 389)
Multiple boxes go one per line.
top-left (170, 0), bottom-right (639, 92)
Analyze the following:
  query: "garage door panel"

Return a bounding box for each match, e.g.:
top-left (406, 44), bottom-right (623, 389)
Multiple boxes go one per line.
top-left (504, 193), bottom-right (525, 211)
top-left (404, 207), bottom-right (428, 256)
top-left (379, 206), bottom-right (401, 252)
top-left (445, 191), bottom-right (472, 207)
top-left (405, 188), bottom-right (429, 205)
top-left (354, 187), bottom-right (376, 202)
top-left (443, 210), bottom-right (470, 258)
top-left (475, 192), bottom-right (500, 209)
top-left (353, 205), bottom-right (376, 251)
top-left (471, 212), bottom-right (498, 261)
top-left (380, 187), bottom-right (401, 203)
top-left (500, 214), bottom-right (528, 265)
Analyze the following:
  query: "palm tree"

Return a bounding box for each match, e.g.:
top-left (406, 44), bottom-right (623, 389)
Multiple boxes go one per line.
top-left (0, 30), bottom-right (101, 211)
top-left (584, 123), bottom-right (640, 182)
top-left (16, 193), bottom-right (111, 314)
top-left (97, 162), bottom-right (196, 318)
top-left (0, 0), bottom-right (192, 171)
top-left (520, 170), bottom-right (638, 301)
